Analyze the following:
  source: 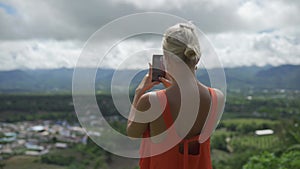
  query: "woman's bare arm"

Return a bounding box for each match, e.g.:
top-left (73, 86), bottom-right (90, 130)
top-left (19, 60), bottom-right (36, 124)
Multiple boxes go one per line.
top-left (127, 90), bottom-right (151, 138)
top-left (127, 63), bottom-right (159, 138)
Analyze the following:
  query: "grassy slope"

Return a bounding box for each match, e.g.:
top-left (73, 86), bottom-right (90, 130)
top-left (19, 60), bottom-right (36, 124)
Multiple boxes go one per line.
top-left (4, 155), bottom-right (66, 169)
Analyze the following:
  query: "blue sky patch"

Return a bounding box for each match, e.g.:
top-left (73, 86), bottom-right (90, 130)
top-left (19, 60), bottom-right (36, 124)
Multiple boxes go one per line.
top-left (258, 28), bottom-right (276, 34)
top-left (0, 2), bottom-right (17, 15)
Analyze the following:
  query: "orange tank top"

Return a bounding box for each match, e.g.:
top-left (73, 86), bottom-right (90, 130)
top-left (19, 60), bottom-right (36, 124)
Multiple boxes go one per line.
top-left (139, 87), bottom-right (218, 169)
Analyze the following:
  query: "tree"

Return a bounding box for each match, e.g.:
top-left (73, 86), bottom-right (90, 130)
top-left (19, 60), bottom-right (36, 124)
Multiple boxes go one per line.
top-left (243, 151), bottom-right (300, 169)
top-left (0, 162), bottom-right (5, 169)
top-left (243, 152), bottom-right (278, 169)
top-left (211, 133), bottom-right (228, 151)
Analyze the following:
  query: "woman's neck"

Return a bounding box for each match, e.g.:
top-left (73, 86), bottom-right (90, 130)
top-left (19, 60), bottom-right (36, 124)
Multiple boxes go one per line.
top-left (169, 71), bottom-right (198, 90)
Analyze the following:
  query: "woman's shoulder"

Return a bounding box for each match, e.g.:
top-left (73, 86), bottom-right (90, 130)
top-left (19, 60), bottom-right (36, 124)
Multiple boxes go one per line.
top-left (136, 90), bottom-right (165, 111)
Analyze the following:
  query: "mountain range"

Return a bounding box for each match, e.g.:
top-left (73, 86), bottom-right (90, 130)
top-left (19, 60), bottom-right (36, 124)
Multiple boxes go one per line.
top-left (0, 64), bottom-right (299, 93)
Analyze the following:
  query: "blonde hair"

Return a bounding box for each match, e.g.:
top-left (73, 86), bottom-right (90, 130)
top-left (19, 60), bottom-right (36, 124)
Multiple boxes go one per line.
top-left (162, 22), bottom-right (201, 67)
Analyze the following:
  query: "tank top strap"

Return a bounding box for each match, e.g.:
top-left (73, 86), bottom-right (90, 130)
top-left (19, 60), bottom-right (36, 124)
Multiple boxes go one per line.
top-left (198, 87), bottom-right (218, 143)
top-left (206, 87), bottom-right (218, 130)
top-left (156, 89), bottom-right (173, 128)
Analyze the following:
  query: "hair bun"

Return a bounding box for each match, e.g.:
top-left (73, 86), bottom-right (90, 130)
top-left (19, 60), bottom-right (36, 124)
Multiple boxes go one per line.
top-left (184, 46), bottom-right (196, 59)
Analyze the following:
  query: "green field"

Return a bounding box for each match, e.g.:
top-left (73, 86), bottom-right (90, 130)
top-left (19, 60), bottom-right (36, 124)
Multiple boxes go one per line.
top-left (0, 91), bottom-right (299, 169)
top-left (3, 156), bottom-right (66, 169)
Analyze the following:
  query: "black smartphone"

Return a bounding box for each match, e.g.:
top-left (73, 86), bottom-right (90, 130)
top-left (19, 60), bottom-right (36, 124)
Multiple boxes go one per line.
top-left (152, 54), bottom-right (165, 82)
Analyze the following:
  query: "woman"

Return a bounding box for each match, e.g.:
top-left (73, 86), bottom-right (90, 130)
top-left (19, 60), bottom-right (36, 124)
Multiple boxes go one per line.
top-left (127, 23), bottom-right (225, 169)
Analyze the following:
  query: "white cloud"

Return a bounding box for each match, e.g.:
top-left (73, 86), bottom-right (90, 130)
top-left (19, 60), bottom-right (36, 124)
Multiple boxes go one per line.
top-left (0, 0), bottom-right (299, 70)
top-left (208, 29), bottom-right (300, 67)
top-left (102, 40), bottom-right (160, 69)
top-left (111, 0), bottom-right (192, 10)
top-left (0, 40), bottom-right (82, 70)
top-left (0, 38), bottom-right (162, 70)
top-left (1, 0), bottom-right (299, 40)
top-left (111, 0), bottom-right (241, 11)
top-left (237, 0), bottom-right (300, 30)
top-left (2, 29), bottom-right (299, 71)
top-left (0, 0), bottom-right (137, 40)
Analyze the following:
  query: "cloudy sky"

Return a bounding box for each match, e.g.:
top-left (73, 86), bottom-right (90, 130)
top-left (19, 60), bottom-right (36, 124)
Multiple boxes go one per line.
top-left (0, 0), bottom-right (299, 70)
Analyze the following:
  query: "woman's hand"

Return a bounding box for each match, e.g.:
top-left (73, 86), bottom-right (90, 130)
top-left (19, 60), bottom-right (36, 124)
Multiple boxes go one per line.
top-left (159, 72), bottom-right (172, 88)
top-left (136, 63), bottom-right (160, 94)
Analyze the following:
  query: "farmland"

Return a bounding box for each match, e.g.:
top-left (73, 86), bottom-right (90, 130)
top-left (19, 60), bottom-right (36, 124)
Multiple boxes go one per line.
top-left (0, 89), bottom-right (299, 169)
